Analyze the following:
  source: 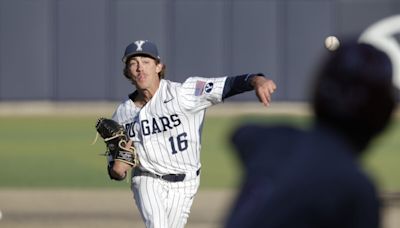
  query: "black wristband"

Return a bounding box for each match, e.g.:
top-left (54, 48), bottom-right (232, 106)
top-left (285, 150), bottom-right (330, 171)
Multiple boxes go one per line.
top-left (222, 73), bottom-right (265, 100)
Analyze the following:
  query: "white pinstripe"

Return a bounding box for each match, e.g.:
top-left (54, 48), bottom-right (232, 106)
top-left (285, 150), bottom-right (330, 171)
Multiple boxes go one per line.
top-left (131, 175), bottom-right (200, 228)
top-left (112, 76), bottom-right (226, 227)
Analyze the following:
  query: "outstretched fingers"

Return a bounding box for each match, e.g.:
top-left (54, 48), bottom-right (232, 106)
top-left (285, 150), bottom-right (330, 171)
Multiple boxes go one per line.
top-left (254, 77), bottom-right (277, 107)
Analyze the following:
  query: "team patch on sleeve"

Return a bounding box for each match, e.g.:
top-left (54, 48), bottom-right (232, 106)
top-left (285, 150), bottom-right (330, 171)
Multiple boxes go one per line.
top-left (204, 82), bottom-right (214, 94)
top-left (195, 80), bottom-right (215, 96)
top-left (195, 80), bottom-right (206, 96)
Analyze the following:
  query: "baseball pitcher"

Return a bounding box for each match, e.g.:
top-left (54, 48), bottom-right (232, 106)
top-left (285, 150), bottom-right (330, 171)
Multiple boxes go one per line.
top-left (97, 40), bottom-right (276, 228)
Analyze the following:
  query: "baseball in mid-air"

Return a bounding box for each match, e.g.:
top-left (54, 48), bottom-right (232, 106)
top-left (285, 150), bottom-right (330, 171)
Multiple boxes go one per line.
top-left (325, 36), bottom-right (340, 51)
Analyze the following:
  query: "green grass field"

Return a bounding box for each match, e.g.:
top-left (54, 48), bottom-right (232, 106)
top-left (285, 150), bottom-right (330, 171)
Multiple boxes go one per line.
top-left (0, 115), bottom-right (399, 192)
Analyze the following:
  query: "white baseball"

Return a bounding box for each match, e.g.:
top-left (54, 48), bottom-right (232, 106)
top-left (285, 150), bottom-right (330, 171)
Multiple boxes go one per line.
top-left (325, 36), bottom-right (340, 51)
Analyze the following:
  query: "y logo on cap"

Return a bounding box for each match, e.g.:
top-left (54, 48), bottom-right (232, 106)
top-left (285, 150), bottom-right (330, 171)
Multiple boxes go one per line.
top-left (134, 40), bottom-right (146, 51)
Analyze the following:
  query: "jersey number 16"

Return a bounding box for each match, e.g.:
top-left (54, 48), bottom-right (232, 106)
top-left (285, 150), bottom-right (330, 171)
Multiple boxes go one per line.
top-left (168, 132), bottom-right (188, 154)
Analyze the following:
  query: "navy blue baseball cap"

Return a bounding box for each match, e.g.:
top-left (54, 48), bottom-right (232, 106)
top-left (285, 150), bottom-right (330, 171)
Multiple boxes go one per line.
top-left (122, 40), bottom-right (160, 63)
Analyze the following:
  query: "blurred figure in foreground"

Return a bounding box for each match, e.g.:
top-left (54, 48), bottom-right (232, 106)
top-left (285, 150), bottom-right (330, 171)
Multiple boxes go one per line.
top-left (225, 40), bottom-right (396, 228)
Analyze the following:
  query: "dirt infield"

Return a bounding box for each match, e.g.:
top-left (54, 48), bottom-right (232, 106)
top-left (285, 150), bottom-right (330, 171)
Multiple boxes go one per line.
top-left (1, 189), bottom-right (400, 228)
top-left (0, 189), bottom-right (236, 228)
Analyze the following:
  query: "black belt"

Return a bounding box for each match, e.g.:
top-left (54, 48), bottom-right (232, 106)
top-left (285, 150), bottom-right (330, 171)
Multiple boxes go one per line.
top-left (134, 168), bottom-right (200, 182)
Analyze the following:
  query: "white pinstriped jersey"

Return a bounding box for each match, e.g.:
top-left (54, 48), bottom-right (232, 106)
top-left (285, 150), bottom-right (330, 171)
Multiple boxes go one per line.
top-left (112, 77), bottom-right (227, 176)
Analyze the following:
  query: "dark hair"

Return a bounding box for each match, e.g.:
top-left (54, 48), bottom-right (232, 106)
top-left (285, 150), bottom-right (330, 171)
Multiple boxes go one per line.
top-left (312, 40), bottom-right (396, 152)
top-left (123, 55), bottom-right (166, 83)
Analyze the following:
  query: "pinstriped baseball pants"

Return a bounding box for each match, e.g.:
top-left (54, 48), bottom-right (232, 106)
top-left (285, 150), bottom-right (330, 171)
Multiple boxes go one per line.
top-left (131, 175), bottom-right (200, 228)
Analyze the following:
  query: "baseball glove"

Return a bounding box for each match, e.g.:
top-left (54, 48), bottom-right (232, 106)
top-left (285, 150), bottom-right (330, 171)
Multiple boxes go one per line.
top-left (95, 117), bottom-right (139, 169)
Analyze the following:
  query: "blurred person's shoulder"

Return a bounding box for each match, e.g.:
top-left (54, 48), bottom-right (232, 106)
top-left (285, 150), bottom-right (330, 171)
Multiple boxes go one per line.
top-left (232, 123), bottom-right (303, 144)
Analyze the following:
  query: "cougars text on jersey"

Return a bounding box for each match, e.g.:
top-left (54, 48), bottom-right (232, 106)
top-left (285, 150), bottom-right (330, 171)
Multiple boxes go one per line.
top-left (124, 113), bottom-right (182, 137)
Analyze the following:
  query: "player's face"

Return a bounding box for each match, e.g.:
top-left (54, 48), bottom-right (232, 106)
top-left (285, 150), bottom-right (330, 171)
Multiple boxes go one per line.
top-left (128, 56), bottom-right (163, 91)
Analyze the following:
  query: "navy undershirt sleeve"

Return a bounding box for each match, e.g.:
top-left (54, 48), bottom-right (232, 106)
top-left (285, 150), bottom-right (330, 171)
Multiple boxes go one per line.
top-left (222, 73), bottom-right (265, 100)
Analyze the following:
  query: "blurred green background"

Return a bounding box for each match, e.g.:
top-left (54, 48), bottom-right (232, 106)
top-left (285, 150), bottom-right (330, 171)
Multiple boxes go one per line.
top-left (0, 114), bottom-right (399, 192)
